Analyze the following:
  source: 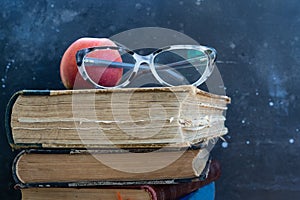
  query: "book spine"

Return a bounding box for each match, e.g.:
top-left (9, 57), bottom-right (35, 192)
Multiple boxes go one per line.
top-left (12, 150), bottom-right (26, 185)
top-left (5, 90), bottom-right (23, 150)
top-left (141, 185), bottom-right (157, 200)
top-left (5, 90), bottom-right (51, 150)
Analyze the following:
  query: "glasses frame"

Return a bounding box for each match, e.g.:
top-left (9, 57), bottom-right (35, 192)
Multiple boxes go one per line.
top-left (76, 44), bottom-right (217, 89)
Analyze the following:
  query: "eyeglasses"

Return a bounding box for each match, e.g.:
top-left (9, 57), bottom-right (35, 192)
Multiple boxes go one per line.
top-left (76, 43), bottom-right (217, 89)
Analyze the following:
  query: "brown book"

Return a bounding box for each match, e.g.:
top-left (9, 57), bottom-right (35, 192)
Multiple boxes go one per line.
top-left (18, 160), bottom-right (220, 200)
top-left (6, 85), bottom-right (230, 149)
top-left (13, 147), bottom-right (212, 185)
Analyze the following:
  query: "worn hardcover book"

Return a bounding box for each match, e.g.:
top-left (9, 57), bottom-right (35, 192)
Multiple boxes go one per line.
top-left (17, 160), bottom-right (220, 200)
top-left (6, 85), bottom-right (230, 149)
top-left (13, 146), bottom-right (212, 186)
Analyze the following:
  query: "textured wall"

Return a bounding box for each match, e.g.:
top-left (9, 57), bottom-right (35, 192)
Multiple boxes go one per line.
top-left (1, 0), bottom-right (300, 199)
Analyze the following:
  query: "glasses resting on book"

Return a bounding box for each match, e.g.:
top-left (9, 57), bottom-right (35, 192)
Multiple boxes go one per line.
top-left (76, 42), bottom-right (217, 89)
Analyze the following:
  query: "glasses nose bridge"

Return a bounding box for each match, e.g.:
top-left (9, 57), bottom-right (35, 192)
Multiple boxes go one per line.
top-left (133, 54), bottom-right (153, 68)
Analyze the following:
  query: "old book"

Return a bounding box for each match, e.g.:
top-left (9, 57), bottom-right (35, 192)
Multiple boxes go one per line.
top-left (17, 160), bottom-right (220, 200)
top-left (13, 146), bottom-right (212, 185)
top-left (6, 85), bottom-right (230, 149)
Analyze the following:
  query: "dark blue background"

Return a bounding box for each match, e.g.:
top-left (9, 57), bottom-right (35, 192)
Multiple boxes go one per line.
top-left (1, 0), bottom-right (300, 199)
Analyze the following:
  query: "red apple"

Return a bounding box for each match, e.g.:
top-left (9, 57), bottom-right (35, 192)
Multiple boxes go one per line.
top-left (60, 37), bottom-right (123, 89)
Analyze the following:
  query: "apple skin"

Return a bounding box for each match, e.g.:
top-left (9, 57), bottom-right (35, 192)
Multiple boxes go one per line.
top-left (60, 37), bottom-right (123, 89)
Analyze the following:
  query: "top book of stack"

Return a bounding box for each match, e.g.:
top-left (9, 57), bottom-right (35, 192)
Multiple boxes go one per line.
top-left (6, 85), bottom-right (230, 150)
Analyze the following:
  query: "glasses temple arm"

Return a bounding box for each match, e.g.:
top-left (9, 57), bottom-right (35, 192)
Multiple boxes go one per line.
top-left (154, 56), bottom-right (208, 71)
top-left (84, 58), bottom-right (156, 71)
top-left (84, 58), bottom-right (135, 70)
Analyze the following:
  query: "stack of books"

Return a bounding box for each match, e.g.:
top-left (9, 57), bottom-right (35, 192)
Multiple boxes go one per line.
top-left (6, 85), bottom-right (230, 200)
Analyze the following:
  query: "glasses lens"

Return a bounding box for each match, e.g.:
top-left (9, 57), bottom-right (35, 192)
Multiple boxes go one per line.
top-left (153, 49), bottom-right (209, 86)
top-left (83, 48), bottom-right (136, 87)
